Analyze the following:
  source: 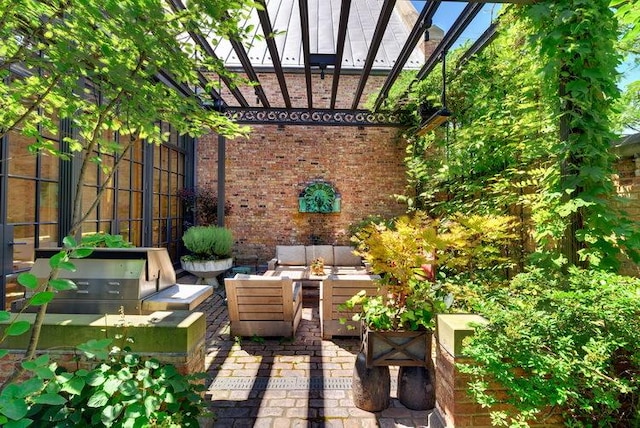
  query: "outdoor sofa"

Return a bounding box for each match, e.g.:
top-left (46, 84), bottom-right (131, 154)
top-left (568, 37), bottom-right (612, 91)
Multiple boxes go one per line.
top-left (265, 245), bottom-right (367, 280)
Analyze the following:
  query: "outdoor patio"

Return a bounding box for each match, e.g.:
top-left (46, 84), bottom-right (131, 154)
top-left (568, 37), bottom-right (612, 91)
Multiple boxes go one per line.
top-left (186, 274), bottom-right (441, 428)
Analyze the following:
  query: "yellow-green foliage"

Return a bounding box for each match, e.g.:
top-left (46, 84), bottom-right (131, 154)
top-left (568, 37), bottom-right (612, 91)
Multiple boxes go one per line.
top-left (352, 212), bottom-right (517, 281)
top-left (353, 212), bottom-right (442, 286)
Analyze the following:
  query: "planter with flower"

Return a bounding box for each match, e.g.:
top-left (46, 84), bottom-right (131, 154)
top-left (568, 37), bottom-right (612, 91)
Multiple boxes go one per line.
top-left (344, 212), bottom-right (453, 411)
top-left (181, 226), bottom-right (234, 287)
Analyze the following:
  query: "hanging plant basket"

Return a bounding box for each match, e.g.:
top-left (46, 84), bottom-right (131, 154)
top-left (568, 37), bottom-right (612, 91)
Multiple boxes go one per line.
top-left (362, 325), bottom-right (432, 368)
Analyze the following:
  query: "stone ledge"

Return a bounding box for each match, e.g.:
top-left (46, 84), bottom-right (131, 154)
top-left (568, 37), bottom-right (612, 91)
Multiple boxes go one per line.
top-left (435, 314), bottom-right (488, 357)
top-left (0, 310), bottom-right (205, 353)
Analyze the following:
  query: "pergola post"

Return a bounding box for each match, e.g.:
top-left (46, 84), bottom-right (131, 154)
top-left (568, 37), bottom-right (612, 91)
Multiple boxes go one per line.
top-left (217, 134), bottom-right (226, 227)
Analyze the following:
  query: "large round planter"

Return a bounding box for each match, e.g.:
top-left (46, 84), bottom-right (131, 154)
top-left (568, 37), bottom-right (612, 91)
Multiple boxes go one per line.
top-left (181, 257), bottom-right (233, 288)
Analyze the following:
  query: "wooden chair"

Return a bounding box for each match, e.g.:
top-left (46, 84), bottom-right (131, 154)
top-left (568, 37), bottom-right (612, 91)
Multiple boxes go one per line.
top-left (224, 274), bottom-right (302, 337)
top-left (320, 274), bottom-right (381, 339)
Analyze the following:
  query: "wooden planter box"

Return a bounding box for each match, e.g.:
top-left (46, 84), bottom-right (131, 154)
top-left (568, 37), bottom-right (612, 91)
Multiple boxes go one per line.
top-left (362, 327), bottom-right (432, 368)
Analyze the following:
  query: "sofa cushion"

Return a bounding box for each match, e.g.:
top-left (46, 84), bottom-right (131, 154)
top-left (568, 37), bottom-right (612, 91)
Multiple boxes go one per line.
top-left (305, 245), bottom-right (334, 265)
top-left (333, 246), bottom-right (362, 266)
top-left (276, 245), bottom-right (306, 265)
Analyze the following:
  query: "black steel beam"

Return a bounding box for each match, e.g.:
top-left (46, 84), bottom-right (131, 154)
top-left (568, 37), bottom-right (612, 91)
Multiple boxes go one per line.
top-left (329, 0), bottom-right (351, 109)
top-left (372, 1), bottom-right (441, 112)
top-left (156, 69), bottom-right (193, 97)
top-left (256, 0), bottom-right (291, 108)
top-left (415, 2), bottom-right (484, 82)
top-left (229, 37), bottom-right (271, 108)
top-left (350, 0), bottom-right (397, 110)
top-left (166, 0), bottom-right (249, 107)
top-left (456, 22), bottom-right (499, 69)
top-left (299, 0), bottom-right (313, 108)
top-left (224, 108), bottom-right (406, 127)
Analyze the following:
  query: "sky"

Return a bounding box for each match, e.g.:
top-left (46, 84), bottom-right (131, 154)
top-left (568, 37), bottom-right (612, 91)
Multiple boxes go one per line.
top-left (409, 1), bottom-right (639, 90)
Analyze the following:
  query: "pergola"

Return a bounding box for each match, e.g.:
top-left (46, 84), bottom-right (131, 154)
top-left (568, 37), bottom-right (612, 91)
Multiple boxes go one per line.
top-left (164, 0), bottom-right (532, 128)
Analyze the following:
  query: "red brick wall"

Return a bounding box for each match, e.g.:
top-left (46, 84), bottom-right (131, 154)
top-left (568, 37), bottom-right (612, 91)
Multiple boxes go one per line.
top-left (197, 73), bottom-right (409, 265)
top-left (436, 345), bottom-right (564, 427)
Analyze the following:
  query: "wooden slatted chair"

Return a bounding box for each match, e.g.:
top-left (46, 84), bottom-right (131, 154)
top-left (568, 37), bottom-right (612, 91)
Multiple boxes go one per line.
top-left (224, 274), bottom-right (302, 337)
top-left (320, 274), bottom-right (381, 339)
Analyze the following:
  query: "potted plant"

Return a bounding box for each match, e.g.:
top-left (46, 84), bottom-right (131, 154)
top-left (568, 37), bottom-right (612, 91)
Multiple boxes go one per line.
top-left (180, 226), bottom-right (234, 287)
top-left (310, 257), bottom-right (325, 275)
top-left (344, 212), bottom-right (452, 411)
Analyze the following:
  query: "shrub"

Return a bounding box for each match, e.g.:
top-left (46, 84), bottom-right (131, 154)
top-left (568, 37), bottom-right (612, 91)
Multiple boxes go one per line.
top-left (459, 268), bottom-right (640, 427)
top-left (181, 226), bottom-right (233, 261)
top-left (0, 352), bottom-right (208, 427)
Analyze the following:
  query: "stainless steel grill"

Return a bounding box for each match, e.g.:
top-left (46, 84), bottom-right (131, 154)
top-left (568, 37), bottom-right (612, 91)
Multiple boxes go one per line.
top-left (14, 247), bottom-right (212, 314)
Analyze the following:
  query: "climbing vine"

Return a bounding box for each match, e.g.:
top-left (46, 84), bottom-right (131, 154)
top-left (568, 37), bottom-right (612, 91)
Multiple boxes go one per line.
top-left (387, 1), bottom-right (639, 271)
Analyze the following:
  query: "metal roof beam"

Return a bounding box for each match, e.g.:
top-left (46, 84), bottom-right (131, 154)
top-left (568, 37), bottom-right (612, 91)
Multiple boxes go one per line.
top-left (229, 37), bottom-right (271, 108)
top-left (350, 0), bottom-right (397, 110)
top-left (372, 0), bottom-right (441, 112)
top-left (166, 0), bottom-right (249, 107)
top-left (456, 22), bottom-right (499, 69)
top-left (156, 69), bottom-right (193, 97)
top-left (299, 0), bottom-right (313, 108)
top-left (256, 0), bottom-right (291, 108)
top-left (329, 0), bottom-right (352, 109)
top-left (415, 2), bottom-right (484, 82)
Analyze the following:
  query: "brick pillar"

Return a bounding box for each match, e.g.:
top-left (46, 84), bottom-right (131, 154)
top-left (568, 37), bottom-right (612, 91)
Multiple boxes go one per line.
top-left (434, 314), bottom-right (564, 427)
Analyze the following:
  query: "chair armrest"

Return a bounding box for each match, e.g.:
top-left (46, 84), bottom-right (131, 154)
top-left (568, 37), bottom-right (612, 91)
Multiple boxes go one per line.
top-left (267, 258), bottom-right (278, 271)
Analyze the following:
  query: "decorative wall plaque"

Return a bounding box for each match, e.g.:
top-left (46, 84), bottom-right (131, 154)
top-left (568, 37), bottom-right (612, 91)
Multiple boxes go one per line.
top-left (298, 181), bottom-right (341, 213)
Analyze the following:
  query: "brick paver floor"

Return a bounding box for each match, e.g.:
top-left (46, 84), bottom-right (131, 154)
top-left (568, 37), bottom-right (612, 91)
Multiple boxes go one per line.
top-left (192, 282), bottom-right (441, 428)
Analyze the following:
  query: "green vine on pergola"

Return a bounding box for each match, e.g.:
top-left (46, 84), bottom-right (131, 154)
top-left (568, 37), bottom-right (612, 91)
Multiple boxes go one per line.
top-left (392, 0), bottom-right (639, 271)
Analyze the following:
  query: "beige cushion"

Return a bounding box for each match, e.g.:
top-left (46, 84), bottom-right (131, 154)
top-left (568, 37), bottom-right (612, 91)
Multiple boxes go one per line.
top-left (277, 245), bottom-right (306, 265)
top-left (305, 245), bottom-right (334, 265)
top-left (333, 246), bottom-right (362, 266)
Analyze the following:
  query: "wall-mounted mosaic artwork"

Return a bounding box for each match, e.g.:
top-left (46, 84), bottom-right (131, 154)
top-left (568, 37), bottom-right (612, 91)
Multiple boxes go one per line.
top-left (298, 181), bottom-right (341, 213)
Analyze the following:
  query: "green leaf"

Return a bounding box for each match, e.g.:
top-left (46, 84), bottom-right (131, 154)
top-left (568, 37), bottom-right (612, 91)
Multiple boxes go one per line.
top-left (0, 397), bottom-right (29, 421)
top-left (6, 321), bottom-right (31, 336)
top-left (63, 236), bottom-right (77, 248)
top-left (72, 248), bottom-right (94, 258)
top-left (87, 391), bottom-right (109, 408)
top-left (33, 393), bottom-right (68, 405)
top-left (29, 291), bottom-right (55, 306)
top-left (102, 376), bottom-right (122, 395)
top-left (101, 403), bottom-right (123, 424)
top-left (77, 338), bottom-right (113, 359)
top-left (86, 372), bottom-right (107, 387)
top-left (119, 379), bottom-right (139, 396)
top-left (57, 261), bottom-right (77, 272)
top-left (0, 350), bottom-right (8, 359)
top-left (17, 273), bottom-right (38, 290)
top-left (49, 279), bottom-right (76, 291)
top-left (4, 419), bottom-right (33, 428)
top-left (61, 376), bottom-right (86, 395)
top-left (49, 252), bottom-right (67, 269)
top-left (124, 402), bottom-right (145, 419)
top-left (144, 395), bottom-right (161, 417)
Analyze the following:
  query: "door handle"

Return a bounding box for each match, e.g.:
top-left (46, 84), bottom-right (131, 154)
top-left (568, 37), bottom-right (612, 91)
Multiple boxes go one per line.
top-left (8, 241), bottom-right (27, 246)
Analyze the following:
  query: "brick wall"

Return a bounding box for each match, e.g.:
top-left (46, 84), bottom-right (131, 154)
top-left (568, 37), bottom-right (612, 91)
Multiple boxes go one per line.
top-left (435, 344), bottom-right (565, 428)
top-left (197, 72), bottom-right (409, 265)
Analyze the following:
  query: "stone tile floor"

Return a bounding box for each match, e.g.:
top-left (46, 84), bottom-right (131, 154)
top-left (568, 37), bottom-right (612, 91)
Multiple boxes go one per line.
top-left (190, 279), bottom-right (442, 428)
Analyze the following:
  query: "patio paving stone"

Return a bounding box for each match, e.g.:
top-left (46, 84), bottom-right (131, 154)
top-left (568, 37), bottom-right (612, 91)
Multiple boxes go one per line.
top-left (188, 275), bottom-right (442, 427)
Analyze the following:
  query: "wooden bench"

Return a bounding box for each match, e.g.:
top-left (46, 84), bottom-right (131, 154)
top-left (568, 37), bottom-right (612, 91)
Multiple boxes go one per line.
top-left (224, 274), bottom-right (302, 337)
top-left (320, 274), bottom-right (381, 339)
